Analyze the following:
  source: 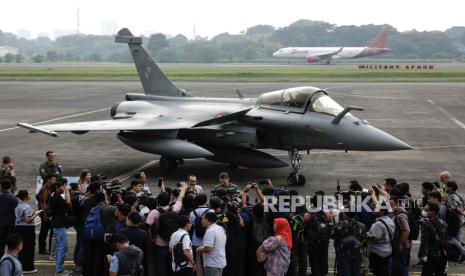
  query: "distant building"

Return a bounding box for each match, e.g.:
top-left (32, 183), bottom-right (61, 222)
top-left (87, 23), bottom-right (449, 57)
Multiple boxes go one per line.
top-left (102, 21), bottom-right (117, 35)
top-left (17, 30), bottom-right (31, 40)
top-left (0, 46), bottom-right (19, 57)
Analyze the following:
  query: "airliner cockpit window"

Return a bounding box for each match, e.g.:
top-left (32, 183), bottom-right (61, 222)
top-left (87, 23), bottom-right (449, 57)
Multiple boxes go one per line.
top-left (310, 95), bottom-right (344, 116)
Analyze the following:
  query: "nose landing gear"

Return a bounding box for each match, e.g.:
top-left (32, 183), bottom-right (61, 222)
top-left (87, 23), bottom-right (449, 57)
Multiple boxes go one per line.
top-left (287, 149), bottom-right (306, 186)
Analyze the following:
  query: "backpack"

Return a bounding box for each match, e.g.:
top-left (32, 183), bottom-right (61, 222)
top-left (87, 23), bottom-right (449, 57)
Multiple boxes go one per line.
top-left (333, 220), bottom-right (363, 255)
top-left (427, 218), bottom-right (448, 256)
top-left (115, 249), bottom-right (144, 276)
top-left (0, 256), bottom-right (16, 276)
top-left (173, 233), bottom-right (190, 270)
top-left (393, 209), bottom-right (419, 245)
top-left (405, 205), bottom-right (421, 240)
top-left (157, 207), bottom-right (179, 241)
top-left (444, 237), bottom-right (465, 263)
top-left (306, 212), bottom-right (333, 242)
top-left (251, 215), bottom-right (272, 245)
top-left (193, 208), bottom-right (209, 238)
top-left (446, 208), bottom-right (462, 237)
top-left (84, 205), bottom-right (106, 241)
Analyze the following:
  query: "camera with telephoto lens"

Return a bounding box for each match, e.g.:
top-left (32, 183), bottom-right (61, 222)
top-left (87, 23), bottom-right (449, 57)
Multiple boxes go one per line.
top-left (211, 187), bottom-right (240, 203)
top-left (103, 179), bottom-right (122, 194)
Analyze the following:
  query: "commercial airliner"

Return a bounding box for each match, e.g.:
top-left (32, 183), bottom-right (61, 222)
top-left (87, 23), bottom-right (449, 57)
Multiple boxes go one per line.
top-left (272, 32), bottom-right (391, 64)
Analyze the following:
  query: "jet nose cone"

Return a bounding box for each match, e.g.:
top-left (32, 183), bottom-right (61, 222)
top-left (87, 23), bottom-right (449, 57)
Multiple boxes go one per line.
top-left (368, 126), bottom-right (412, 151)
top-left (382, 48), bottom-right (392, 53)
top-left (345, 125), bottom-right (413, 151)
top-left (272, 51), bottom-right (278, 57)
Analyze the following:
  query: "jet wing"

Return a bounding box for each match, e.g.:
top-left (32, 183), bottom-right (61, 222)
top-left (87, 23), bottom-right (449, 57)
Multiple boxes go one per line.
top-left (18, 116), bottom-right (196, 137)
top-left (18, 108), bottom-right (252, 137)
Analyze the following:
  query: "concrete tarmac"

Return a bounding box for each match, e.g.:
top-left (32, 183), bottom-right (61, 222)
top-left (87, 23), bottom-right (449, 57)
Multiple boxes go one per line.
top-left (1, 81), bottom-right (465, 274)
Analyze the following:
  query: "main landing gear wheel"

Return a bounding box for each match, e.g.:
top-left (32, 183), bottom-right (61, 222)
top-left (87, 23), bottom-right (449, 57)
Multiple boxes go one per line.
top-left (287, 148), bottom-right (306, 186)
top-left (287, 172), bottom-right (306, 186)
top-left (159, 156), bottom-right (178, 174)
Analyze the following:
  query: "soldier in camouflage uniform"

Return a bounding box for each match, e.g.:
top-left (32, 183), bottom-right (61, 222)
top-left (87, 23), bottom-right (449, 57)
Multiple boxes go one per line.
top-left (39, 151), bottom-right (63, 181)
top-left (0, 156), bottom-right (16, 189)
top-left (332, 211), bottom-right (367, 276)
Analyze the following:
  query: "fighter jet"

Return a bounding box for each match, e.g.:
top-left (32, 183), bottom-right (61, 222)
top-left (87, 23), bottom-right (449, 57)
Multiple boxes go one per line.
top-left (18, 28), bottom-right (411, 186)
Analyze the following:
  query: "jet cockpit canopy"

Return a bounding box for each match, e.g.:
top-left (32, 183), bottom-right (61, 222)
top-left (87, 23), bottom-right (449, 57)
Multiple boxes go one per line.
top-left (256, 86), bottom-right (345, 116)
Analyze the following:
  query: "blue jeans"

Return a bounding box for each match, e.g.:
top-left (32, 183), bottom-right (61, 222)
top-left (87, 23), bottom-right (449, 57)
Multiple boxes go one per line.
top-left (392, 247), bottom-right (410, 276)
top-left (53, 227), bottom-right (68, 273)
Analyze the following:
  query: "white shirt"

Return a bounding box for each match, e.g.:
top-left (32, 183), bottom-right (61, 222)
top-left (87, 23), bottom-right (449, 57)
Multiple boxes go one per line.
top-left (190, 185), bottom-right (203, 194)
top-left (367, 216), bottom-right (395, 257)
top-left (169, 229), bottom-right (193, 272)
top-left (202, 223), bottom-right (227, 269)
top-left (143, 185), bottom-right (151, 194)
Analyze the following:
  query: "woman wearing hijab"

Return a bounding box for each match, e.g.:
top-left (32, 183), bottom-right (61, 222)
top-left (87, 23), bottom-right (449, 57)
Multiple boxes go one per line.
top-left (260, 218), bottom-right (292, 276)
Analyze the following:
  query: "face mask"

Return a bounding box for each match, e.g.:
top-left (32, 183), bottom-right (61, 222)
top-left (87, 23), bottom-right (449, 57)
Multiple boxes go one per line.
top-left (421, 210), bottom-right (429, 217)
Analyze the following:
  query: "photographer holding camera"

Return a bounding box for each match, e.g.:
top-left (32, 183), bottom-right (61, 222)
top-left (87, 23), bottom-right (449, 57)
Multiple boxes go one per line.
top-left (212, 172), bottom-right (238, 194)
top-left (48, 181), bottom-right (71, 276)
top-left (241, 182), bottom-right (265, 209)
top-left (187, 175), bottom-right (203, 195)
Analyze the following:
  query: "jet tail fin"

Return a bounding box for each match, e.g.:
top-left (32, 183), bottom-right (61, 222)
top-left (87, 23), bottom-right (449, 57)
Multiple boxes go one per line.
top-left (368, 31), bottom-right (388, 48)
top-left (115, 28), bottom-right (189, 97)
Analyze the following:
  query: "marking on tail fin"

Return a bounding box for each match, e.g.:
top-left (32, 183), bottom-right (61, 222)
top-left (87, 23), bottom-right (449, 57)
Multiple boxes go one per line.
top-left (368, 31), bottom-right (388, 48)
top-left (115, 28), bottom-right (190, 97)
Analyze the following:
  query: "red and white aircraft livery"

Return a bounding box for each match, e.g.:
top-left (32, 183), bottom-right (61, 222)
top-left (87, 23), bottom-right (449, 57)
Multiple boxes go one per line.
top-left (272, 32), bottom-right (391, 64)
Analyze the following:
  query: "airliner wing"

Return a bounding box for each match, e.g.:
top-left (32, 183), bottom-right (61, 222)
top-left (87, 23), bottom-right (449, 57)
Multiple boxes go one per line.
top-left (315, 46), bottom-right (344, 59)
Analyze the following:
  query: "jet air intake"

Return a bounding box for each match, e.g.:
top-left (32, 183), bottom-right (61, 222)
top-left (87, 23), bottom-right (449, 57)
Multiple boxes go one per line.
top-left (117, 132), bottom-right (213, 159)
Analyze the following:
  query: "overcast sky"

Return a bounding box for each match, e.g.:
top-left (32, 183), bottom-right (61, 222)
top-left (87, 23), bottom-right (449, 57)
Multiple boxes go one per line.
top-left (2, 0), bottom-right (464, 39)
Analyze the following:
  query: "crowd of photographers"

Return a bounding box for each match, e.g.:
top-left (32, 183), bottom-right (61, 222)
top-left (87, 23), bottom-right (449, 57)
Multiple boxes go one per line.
top-left (0, 151), bottom-right (465, 276)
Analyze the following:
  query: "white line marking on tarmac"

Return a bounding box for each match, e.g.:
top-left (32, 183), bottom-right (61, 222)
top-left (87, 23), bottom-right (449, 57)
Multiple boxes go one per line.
top-left (114, 160), bottom-right (159, 182)
top-left (415, 145), bottom-right (465, 149)
top-left (327, 90), bottom-right (411, 100)
top-left (427, 99), bottom-right (465, 131)
top-left (0, 108), bottom-right (109, 133)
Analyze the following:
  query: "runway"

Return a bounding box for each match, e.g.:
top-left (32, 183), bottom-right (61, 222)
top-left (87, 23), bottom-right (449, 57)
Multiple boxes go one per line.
top-left (1, 80), bottom-right (465, 275)
top-left (0, 81), bottom-right (464, 195)
top-left (1, 62), bottom-right (464, 68)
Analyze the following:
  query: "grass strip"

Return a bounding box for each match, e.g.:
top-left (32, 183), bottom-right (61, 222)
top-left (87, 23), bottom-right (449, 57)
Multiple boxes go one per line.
top-left (1, 66), bottom-right (465, 81)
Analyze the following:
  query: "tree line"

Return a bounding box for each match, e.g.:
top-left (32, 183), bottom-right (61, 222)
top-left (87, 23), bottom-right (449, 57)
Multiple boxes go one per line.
top-left (1, 20), bottom-right (465, 63)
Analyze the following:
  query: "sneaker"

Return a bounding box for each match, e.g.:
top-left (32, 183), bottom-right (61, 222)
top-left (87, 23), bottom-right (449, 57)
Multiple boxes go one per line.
top-left (23, 269), bottom-right (39, 274)
top-left (48, 254), bottom-right (55, 260)
top-left (74, 265), bottom-right (83, 272)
